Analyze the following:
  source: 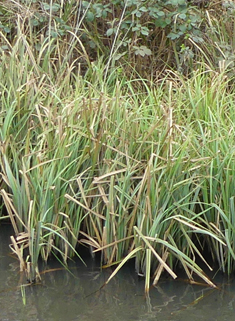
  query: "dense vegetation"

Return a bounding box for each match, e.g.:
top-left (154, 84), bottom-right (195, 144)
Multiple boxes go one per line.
top-left (1, 0), bottom-right (235, 292)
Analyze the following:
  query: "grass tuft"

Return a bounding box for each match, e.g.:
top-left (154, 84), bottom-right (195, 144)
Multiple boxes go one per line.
top-left (1, 0), bottom-right (235, 291)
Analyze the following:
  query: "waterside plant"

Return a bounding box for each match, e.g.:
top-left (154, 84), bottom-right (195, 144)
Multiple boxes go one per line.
top-left (0, 0), bottom-right (235, 292)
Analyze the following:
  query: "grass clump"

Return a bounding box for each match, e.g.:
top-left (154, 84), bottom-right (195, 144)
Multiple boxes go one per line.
top-left (0, 0), bottom-right (235, 291)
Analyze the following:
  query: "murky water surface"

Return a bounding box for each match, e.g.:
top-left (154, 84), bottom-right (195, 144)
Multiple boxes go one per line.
top-left (1, 224), bottom-right (235, 321)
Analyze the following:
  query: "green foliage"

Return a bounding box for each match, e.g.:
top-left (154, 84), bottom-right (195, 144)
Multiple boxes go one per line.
top-left (1, 0), bottom-right (232, 77)
top-left (2, 0), bottom-right (235, 290)
top-left (82, 0), bottom-right (204, 50)
top-left (0, 0), bottom-right (206, 70)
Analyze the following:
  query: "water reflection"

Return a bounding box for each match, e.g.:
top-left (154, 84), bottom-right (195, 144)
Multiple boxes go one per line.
top-left (1, 224), bottom-right (235, 321)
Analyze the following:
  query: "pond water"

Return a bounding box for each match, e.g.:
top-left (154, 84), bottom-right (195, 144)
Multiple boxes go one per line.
top-left (1, 223), bottom-right (235, 321)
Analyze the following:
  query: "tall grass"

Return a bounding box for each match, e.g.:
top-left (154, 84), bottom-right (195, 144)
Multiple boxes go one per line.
top-left (1, 0), bottom-right (235, 290)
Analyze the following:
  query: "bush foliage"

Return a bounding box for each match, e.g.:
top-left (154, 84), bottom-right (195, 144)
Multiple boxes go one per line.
top-left (1, 0), bottom-right (233, 76)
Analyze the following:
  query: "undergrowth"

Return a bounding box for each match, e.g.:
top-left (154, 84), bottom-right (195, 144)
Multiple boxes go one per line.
top-left (0, 0), bottom-right (235, 291)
